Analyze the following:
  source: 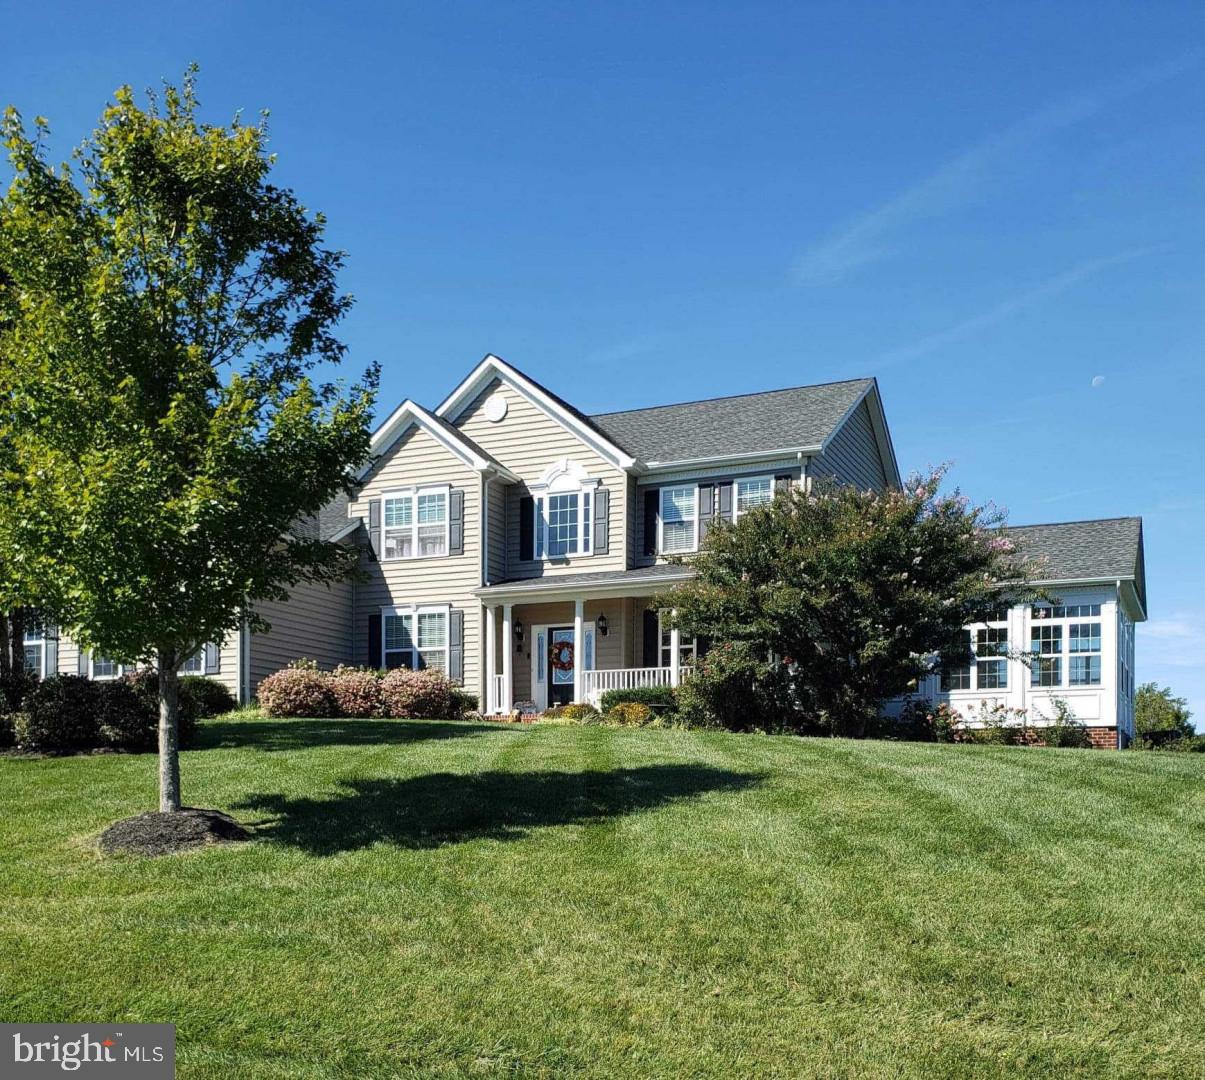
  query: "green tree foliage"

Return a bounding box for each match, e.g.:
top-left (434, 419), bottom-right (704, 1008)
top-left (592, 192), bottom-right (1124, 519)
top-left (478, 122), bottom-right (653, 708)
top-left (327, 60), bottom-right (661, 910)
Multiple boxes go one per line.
top-left (1134, 683), bottom-right (1194, 742)
top-left (0, 69), bottom-right (377, 810)
top-left (660, 471), bottom-right (1037, 736)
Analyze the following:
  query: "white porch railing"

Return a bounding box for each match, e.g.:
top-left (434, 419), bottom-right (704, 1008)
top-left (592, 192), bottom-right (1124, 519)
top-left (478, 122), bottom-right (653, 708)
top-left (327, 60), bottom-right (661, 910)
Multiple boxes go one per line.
top-left (487, 673), bottom-right (506, 714)
top-left (581, 667), bottom-right (677, 707)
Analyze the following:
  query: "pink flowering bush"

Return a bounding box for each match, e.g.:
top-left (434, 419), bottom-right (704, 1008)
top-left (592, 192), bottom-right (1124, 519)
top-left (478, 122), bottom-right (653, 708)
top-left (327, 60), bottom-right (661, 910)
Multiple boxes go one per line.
top-left (379, 668), bottom-right (458, 719)
top-left (328, 666), bottom-right (383, 718)
top-left (258, 660), bottom-right (337, 718)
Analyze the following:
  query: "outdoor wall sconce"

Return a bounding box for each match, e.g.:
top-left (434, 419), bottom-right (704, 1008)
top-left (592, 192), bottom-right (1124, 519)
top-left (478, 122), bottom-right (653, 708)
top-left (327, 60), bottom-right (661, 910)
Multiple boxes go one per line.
top-left (596, 613), bottom-right (609, 637)
top-left (514, 619), bottom-right (524, 648)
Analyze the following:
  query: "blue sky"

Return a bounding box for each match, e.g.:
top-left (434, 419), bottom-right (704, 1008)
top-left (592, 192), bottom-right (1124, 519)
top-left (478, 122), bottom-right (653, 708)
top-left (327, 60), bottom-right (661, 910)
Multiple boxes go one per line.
top-left (5, 1), bottom-right (1204, 718)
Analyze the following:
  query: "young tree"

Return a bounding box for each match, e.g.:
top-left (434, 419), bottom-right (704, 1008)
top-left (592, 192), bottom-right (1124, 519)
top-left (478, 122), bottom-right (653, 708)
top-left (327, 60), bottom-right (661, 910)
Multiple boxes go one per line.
top-left (0, 70), bottom-right (377, 812)
top-left (1134, 683), bottom-right (1194, 743)
top-left (660, 471), bottom-right (1037, 735)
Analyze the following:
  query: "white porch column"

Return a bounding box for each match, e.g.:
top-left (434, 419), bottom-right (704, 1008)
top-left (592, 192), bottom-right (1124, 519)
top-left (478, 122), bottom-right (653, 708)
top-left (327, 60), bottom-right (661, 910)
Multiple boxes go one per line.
top-left (501, 603), bottom-right (513, 713)
top-left (485, 605), bottom-right (497, 713)
top-left (669, 612), bottom-right (681, 688)
top-left (573, 598), bottom-right (585, 704)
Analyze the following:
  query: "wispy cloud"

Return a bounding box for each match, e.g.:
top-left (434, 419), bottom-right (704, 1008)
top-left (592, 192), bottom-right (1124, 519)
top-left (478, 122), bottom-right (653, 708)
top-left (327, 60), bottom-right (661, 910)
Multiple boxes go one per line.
top-left (1142, 614), bottom-right (1205, 670)
top-left (877, 245), bottom-right (1170, 366)
top-left (790, 55), bottom-right (1199, 286)
top-left (582, 333), bottom-right (674, 367)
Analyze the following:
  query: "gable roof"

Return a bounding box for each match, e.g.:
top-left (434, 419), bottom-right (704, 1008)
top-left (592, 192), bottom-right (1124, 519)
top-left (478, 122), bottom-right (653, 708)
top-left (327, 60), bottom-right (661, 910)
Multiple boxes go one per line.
top-left (1006, 516), bottom-right (1147, 618)
top-left (589, 377), bottom-right (891, 471)
top-left (358, 397), bottom-right (518, 483)
top-left (436, 354), bottom-right (638, 471)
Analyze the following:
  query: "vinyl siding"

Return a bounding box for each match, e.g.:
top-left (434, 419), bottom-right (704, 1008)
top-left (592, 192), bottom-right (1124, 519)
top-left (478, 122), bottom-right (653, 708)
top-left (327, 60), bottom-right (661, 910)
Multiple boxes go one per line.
top-left (249, 577), bottom-right (354, 693)
top-left (54, 631), bottom-right (241, 700)
top-left (633, 464), bottom-right (802, 568)
top-left (454, 378), bottom-right (628, 579)
top-left (486, 477), bottom-right (507, 583)
top-left (348, 424), bottom-right (482, 693)
top-left (811, 400), bottom-right (888, 492)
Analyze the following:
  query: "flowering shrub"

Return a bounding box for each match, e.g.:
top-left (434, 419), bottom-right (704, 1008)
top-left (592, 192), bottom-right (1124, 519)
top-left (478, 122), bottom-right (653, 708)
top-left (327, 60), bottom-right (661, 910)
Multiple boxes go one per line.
top-left (379, 668), bottom-right (459, 719)
top-left (958, 700), bottom-right (1030, 745)
top-left (329, 666), bottom-right (383, 718)
top-left (258, 661), bottom-right (337, 718)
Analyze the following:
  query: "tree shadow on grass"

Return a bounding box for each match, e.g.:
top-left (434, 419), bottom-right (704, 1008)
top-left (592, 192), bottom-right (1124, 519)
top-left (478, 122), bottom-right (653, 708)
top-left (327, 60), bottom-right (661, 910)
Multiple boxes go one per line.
top-left (196, 718), bottom-right (507, 753)
top-left (235, 765), bottom-right (763, 855)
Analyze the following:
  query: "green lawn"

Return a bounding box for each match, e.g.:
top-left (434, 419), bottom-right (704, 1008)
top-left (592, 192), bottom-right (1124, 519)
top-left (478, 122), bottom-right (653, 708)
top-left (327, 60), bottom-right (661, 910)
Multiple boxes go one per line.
top-left (2, 717), bottom-right (1202, 1078)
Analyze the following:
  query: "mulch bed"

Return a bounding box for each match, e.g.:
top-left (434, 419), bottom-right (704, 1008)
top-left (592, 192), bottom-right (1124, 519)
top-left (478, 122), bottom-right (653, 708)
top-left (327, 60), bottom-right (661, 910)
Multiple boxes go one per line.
top-left (98, 808), bottom-right (251, 857)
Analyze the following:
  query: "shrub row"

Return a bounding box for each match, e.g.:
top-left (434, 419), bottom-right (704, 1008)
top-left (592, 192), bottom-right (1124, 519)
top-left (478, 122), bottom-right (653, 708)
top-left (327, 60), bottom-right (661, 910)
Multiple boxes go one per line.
top-left (256, 661), bottom-right (476, 720)
top-left (1, 672), bottom-right (233, 754)
top-left (540, 700), bottom-right (662, 728)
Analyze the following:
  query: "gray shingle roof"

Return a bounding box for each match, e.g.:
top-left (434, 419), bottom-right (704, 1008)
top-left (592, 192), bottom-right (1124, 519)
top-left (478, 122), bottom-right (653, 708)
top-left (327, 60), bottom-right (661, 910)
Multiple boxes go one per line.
top-left (478, 563), bottom-right (694, 595)
top-left (589, 378), bottom-right (874, 464)
top-left (1006, 517), bottom-right (1146, 613)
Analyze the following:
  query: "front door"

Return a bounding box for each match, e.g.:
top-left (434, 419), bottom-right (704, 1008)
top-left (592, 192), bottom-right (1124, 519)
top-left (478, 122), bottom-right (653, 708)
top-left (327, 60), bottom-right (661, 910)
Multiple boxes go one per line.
top-left (549, 627), bottom-right (575, 706)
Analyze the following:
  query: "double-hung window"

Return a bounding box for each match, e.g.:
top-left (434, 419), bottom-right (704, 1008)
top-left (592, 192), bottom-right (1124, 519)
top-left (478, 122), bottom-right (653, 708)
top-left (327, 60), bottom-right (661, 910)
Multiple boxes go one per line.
top-left (383, 606), bottom-right (450, 672)
top-left (975, 626), bottom-right (1009, 690)
top-left (91, 655), bottom-right (121, 680)
top-left (383, 487), bottom-right (448, 560)
top-left (22, 617), bottom-right (55, 678)
top-left (735, 476), bottom-right (774, 519)
top-left (535, 488), bottom-right (593, 558)
top-left (181, 649), bottom-right (205, 674)
top-left (659, 485), bottom-right (697, 554)
top-left (1030, 604), bottom-right (1102, 688)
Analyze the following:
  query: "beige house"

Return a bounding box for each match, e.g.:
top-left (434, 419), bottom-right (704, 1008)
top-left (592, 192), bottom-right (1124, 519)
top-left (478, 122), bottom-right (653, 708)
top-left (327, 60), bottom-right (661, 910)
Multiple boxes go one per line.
top-left (26, 353), bottom-right (1145, 745)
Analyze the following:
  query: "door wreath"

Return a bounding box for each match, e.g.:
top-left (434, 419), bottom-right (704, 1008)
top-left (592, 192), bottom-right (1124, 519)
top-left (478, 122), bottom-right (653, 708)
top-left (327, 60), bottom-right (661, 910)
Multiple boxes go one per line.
top-left (550, 640), bottom-right (575, 672)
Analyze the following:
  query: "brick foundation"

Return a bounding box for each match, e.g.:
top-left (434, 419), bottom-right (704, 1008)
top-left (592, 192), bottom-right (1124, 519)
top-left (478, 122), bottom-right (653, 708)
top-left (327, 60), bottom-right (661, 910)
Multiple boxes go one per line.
top-left (1085, 726), bottom-right (1120, 750)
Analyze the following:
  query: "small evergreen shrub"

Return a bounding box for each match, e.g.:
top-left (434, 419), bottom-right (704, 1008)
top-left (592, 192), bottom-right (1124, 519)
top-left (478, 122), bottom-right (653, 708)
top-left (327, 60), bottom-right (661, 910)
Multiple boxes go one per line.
top-left (258, 661), bottom-right (337, 718)
top-left (0, 669), bottom-right (37, 714)
top-left (449, 689), bottom-right (479, 720)
top-left (598, 685), bottom-right (677, 714)
top-left (17, 675), bottom-right (100, 752)
top-left (329, 666), bottom-right (383, 718)
top-left (122, 670), bottom-right (199, 747)
top-left (379, 668), bottom-right (458, 719)
top-left (605, 701), bottom-right (654, 727)
top-left (97, 678), bottom-right (157, 750)
top-left (542, 703), bottom-right (601, 723)
top-left (180, 675), bottom-right (236, 718)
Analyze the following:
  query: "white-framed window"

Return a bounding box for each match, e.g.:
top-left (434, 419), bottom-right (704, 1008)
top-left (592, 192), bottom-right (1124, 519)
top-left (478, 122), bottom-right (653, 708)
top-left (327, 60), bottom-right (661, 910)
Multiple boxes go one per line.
top-left (735, 475), bottom-right (774, 519)
top-left (657, 611), bottom-right (697, 669)
top-left (534, 488), bottom-right (594, 559)
top-left (22, 617), bottom-right (55, 678)
top-left (659, 484), bottom-right (698, 555)
top-left (941, 610), bottom-right (1009, 692)
top-left (91, 655), bottom-right (122, 680)
top-left (1030, 604), bottom-right (1102, 688)
top-left (383, 605), bottom-right (450, 672)
top-left (383, 486), bottom-right (449, 560)
top-left (181, 649), bottom-right (205, 675)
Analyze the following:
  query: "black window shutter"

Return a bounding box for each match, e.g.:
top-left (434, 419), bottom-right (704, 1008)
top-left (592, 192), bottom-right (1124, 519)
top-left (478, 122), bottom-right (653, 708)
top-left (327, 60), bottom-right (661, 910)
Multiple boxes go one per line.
top-left (449, 489), bottom-right (465, 556)
top-left (718, 482), bottom-right (734, 522)
top-left (643, 489), bottom-right (659, 556)
top-left (593, 488), bottom-right (609, 554)
top-left (368, 499), bottom-right (383, 560)
top-left (697, 483), bottom-right (715, 542)
top-left (642, 609), bottom-right (659, 667)
top-left (775, 474), bottom-right (793, 495)
top-left (204, 642), bottom-right (220, 674)
top-left (449, 609), bottom-right (465, 684)
top-left (368, 611), bottom-right (382, 669)
top-left (519, 496), bottom-right (534, 561)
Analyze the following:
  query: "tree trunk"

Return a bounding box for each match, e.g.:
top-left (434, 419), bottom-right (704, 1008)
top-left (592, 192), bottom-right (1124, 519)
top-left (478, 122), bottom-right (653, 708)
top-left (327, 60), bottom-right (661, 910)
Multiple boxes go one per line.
top-left (158, 658), bottom-right (182, 813)
top-left (9, 608), bottom-right (25, 675)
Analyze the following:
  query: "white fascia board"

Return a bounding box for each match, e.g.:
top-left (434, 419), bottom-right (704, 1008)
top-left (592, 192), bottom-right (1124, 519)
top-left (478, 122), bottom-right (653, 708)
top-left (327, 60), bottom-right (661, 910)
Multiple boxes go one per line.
top-left (435, 354), bottom-right (638, 472)
top-left (356, 397), bottom-right (517, 482)
top-left (325, 519), bottom-right (364, 544)
top-left (474, 571), bottom-right (695, 603)
top-left (642, 446), bottom-right (823, 472)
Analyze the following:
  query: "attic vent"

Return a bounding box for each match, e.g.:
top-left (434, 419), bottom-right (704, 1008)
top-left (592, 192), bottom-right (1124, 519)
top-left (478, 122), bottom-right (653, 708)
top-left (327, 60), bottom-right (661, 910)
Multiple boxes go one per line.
top-left (483, 392), bottom-right (509, 422)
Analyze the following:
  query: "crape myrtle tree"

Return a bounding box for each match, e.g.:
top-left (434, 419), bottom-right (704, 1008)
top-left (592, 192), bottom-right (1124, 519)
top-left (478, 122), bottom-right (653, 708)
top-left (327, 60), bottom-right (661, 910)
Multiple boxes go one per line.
top-left (0, 69), bottom-right (377, 811)
top-left (660, 470), bottom-right (1038, 736)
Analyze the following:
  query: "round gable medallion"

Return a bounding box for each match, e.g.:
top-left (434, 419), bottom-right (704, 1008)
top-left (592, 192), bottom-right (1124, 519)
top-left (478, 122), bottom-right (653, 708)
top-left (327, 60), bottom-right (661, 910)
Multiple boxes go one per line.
top-left (483, 392), bottom-right (509, 422)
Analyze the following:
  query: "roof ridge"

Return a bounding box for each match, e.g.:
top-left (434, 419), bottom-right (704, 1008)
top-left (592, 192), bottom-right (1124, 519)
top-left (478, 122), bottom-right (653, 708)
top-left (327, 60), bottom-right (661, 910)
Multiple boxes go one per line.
top-left (1005, 516), bottom-right (1142, 530)
top-left (589, 377), bottom-right (874, 419)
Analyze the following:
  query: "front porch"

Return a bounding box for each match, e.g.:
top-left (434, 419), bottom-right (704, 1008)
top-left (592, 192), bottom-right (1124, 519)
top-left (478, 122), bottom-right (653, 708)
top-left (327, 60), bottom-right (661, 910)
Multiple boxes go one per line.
top-left (477, 566), bottom-right (695, 715)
